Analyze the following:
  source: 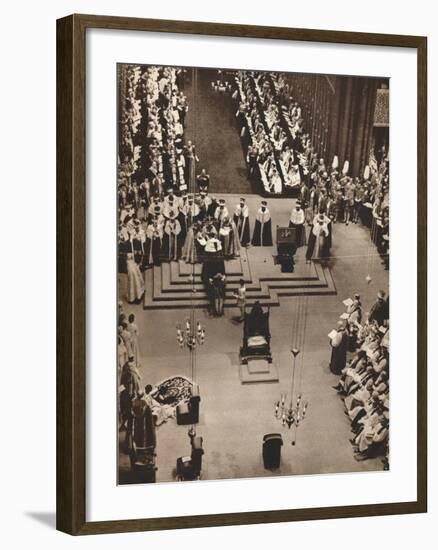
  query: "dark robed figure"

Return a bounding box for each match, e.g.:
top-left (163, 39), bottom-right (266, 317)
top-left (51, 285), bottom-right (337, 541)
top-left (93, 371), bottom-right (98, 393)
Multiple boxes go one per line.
top-left (252, 201), bottom-right (273, 246)
top-left (289, 200), bottom-right (306, 247)
top-left (368, 290), bottom-right (388, 327)
top-left (233, 198), bottom-right (251, 246)
top-left (329, 322), bottom-right (349, 375)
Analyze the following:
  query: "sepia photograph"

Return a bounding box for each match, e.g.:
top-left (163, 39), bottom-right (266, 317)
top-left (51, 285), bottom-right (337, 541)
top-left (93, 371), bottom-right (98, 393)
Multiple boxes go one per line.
top-left (116, 63), bottom-right (390, 485)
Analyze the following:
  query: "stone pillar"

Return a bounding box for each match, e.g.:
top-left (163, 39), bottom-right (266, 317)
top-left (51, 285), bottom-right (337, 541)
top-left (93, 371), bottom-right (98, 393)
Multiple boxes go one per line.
top-left (328, 76), bottom-right (378, 177)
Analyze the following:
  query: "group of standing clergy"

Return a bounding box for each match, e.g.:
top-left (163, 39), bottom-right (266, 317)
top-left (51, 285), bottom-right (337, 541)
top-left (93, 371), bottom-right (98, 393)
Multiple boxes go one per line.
top-left (118, 186), bottom-right (279, 273)
top-left (288, 199), bottom-right (332, 263)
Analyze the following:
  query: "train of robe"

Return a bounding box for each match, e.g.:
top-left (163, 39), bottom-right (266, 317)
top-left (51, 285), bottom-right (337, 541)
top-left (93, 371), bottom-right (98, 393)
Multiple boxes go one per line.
top-left (233, 205), bottom-right (251, 246)
top-left (306, 221), bottom-right (329, 261)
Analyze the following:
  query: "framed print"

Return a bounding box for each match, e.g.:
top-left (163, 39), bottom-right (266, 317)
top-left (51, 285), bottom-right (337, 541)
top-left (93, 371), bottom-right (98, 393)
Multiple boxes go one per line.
top-left (56, 14), bottom-right (427, 535)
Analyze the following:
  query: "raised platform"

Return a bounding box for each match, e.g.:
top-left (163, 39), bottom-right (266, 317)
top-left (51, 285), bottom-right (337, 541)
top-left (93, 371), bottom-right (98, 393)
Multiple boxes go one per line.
top-left (142, 247), bottom-right (337, 310)
top-left (239, 358), bottom-right (279, 384)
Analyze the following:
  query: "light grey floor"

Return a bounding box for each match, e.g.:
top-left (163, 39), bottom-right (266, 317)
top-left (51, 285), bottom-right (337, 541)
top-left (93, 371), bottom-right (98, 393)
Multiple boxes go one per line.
top-left (119, 195), bottom-right (389, 483)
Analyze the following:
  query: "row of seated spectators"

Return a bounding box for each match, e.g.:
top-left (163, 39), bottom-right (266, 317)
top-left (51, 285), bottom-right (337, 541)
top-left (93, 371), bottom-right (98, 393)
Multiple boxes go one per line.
top-left (235, 70), bottom-right (311, 195)
top-left (232, 70), bottom-right (389, 264)
top-left (331, 291), bottom-right (390, 466)
top-left (118, 65), bottom-right (198, 222)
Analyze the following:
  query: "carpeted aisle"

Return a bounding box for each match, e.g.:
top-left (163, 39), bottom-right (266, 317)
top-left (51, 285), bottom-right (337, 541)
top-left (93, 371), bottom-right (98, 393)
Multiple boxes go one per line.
top-left (184, 68), bottom-right (254, 195)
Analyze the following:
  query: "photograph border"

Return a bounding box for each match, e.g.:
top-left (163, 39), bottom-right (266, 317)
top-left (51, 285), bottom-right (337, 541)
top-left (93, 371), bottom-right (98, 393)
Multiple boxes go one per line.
top-left (56, 13), bottom-right (427, 535)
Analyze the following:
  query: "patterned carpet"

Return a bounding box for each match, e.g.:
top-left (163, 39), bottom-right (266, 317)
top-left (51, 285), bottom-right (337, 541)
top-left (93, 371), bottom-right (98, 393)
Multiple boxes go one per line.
top-left (153, 375), bottom-right (194, 407)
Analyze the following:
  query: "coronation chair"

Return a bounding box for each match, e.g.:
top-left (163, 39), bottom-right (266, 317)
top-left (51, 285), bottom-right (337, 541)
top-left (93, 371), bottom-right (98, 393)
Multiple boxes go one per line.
top-left (262, 433), bottom-right (283, 470)
top-left (239, 304), bottom-right (272, 364)
top-left (176, 436), bottom-right (204, 481)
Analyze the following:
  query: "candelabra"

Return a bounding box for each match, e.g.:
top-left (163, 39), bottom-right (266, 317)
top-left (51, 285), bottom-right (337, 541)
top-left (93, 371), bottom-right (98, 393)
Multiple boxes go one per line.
top-left (176, 318), bottom-right (206, 349)
top-left (211, 70), bottom-right (232, 93)
top-left (274, 348), bottom-right (309, 444)
top-left (176, 317), bottom-right (205, 438)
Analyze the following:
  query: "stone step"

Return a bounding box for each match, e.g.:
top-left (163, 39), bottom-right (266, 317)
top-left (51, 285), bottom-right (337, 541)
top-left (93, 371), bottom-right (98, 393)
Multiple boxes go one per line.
top-left (144, 282), bottom-right (335, 309)
top-left (143, 253), bottom-right (336, 310)
top-left (154, 271), bottom-right (329, 300)
top-left (173, 255), bottom-right (252, 281)
top-left (161, 260), bottom-right (320, 292)
top-left (143, 295), bottom-right (281, 310)
top-left (239, 360), bottom-right (280, 384)
top-left (160, 273), bottom-right (324, 295)
top-left (177, 256), bottom-right (246, 277)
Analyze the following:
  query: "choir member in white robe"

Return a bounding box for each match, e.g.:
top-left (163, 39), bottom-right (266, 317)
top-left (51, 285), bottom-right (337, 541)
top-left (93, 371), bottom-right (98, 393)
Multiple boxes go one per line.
top-left (289, 201), bottom-right (306, 247)
top-left (127, 313), bottom-right (140, 367)
top-left (233, 198), bottom-right (251, 246)
top-left (354, 406), bottom-right (386, 454)
top-left (286, 164), bottom-right (301, 189)
top-left (119, 324), bottom-right (133, 359)
top-left (269, 166), bottom-right (282, 194)
top-left (126, 253), bottom-right (145, 304)
top-left (305, 214), bottom-right (329, 262)
top-left (252, 201), bottom-right (273, 246)
top-left (344, 378), bottom-right (374, 420)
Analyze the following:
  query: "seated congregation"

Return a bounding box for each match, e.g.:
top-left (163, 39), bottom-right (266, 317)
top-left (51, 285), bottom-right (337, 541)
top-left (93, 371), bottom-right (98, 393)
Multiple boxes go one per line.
top-left (116, 63), bottom-right (390, 482)
top-left (330, 290), bottom-right (389, 464)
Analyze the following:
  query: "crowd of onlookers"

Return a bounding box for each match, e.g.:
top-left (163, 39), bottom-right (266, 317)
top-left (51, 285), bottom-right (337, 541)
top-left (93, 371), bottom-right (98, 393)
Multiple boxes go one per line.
top-left (235, 70), bottom-right (310, 195)
top-left (119, 66), bottom-right (389, 276)
top-left (233, 70), bottom-right (389, 265)
top-left (330, 290), bottom-right (389, 466)
top-left (119, 64), bottom-right (190, 193)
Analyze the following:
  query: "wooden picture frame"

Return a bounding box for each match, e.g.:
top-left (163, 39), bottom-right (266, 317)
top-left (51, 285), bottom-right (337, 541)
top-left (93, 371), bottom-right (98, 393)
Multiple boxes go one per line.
top-left (56, 13), bottom-right (427, 535)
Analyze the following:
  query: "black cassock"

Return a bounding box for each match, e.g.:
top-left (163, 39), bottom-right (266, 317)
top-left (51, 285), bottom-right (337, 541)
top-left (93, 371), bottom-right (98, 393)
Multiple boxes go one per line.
top-left (252, 208), bottom-right (273, 246)
top-left (329, 330), bottom-right (349, 375)
top-left (177, 211), bottom-right (188, 245)
top-left (118, 238), bottom-right (132, 274)
top-left (201, 257), bottom-right (225, 280)
top-left (207, 199), bottom-right (219, 219)
top-left (233, 206), bottom-right (251, 246)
